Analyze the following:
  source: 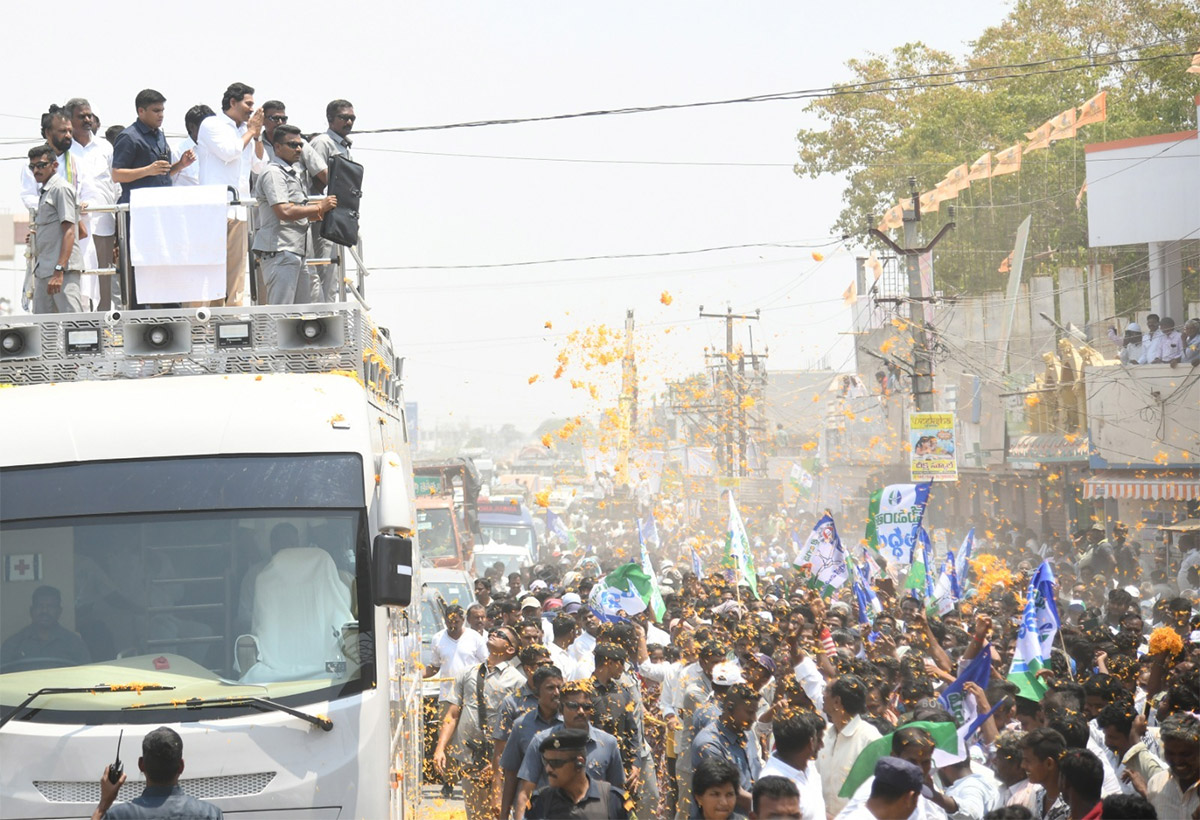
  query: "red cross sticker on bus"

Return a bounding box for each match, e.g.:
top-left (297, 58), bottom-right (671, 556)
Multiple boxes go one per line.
top-left (5, 554), bottom-right (42, 582)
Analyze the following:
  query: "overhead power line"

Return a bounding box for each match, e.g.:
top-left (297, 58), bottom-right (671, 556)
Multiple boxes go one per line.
top-left (354, 45), bottom-right (1193, 134)
top-left (371, 239), bottom-right (843, 271)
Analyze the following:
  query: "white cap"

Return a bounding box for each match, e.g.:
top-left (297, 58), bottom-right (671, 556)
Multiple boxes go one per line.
top-left (529, 579), bottom-right (548, 591)
top-left (1127, 322), bottom-right (1141, 332)
top-left (711, 662), bottom-right (744, 686)
top-left (561, 592), bottom-right (583, 606)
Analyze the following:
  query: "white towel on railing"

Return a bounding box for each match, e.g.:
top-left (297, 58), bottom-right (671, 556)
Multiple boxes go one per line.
top-left (130, 185), bottom-right (227, 302)
top-left (130, 185), bottom-right (226, 266)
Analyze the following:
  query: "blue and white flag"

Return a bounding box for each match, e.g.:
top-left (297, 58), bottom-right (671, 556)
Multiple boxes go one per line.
top-left (930, 549), bottom-right (960, 616)
top-left (906, 527), bottom-right (936, 602)
top-left (852, 560), bottom-right (882, 625)
top-left (1007, 561), bottom-right (1060, 701)
top-left (965, 696), bottom-right (1008, 741)
top-left (588, 563), bottom-right (653, 623)
top-left (938, 645), bottom-right (991, 726)
top-left (637, 515), bottom-right (660, 547)
top-left (546, 510), bottom-right (570, 543)
top-left (852, 573), bottom-right (873, 626)
top-left (690, 543), bottom-right (703, 578)
top-left (794, 514), bottom-right (849, 597)
top-left (955, 528), bottom-right (975, 591)
top-left (861, 561), bottom-right (883, 615)
top-left (922, 529), bottom-right (936, 602)
top-left (865, 482), bottom-right (933, 565)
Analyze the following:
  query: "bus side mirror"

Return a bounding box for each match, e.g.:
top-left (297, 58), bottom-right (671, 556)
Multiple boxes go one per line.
top-left (378, 451), bottom-right (415, 534)
top-left (372, 534), bottom-right (413, 607)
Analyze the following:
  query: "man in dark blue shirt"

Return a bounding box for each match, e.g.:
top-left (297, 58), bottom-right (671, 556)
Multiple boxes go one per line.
top-left (93, 727), bottom-right (222, 819)
top-left (690, 682), bottom-right (760, 815)
top-left (112, 89), bottom-right (193, 203)
top-left (110, 89), bottom-right (194, 308)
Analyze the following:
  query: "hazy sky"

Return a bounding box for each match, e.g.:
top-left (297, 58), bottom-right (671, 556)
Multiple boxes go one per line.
top-left (2, 1), bottom-right (1009, 431)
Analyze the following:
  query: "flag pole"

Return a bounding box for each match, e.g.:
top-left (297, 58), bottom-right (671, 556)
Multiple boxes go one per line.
top-left (1059, 625), bottom-right (1073, 680)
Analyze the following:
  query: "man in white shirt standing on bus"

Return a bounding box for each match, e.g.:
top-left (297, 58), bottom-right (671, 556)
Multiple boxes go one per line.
top-left (64, 98), bottom-right (119, 310)
top-left (196, 82), bottom-right (267, 308)
top-left (172, 105), bottom-right (213, 189)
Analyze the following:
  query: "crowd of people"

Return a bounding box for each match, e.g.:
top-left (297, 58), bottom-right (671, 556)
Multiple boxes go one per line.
top-left (1108, 316), bottom-right (1200, 366)
top-left (19, 85), bottom-right (354, 314)
top-left (422, 510), bottom-right (1200, 819)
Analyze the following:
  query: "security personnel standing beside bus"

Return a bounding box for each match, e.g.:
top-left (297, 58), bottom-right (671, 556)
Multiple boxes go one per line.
top-left (251, 124), bottom-right (336, 305)
top-left (526, 727), bottom-right (628, 820)
top-left (434, 624), bottom-right (525, 820)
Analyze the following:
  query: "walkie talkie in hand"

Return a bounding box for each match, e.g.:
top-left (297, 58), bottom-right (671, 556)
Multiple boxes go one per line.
top-left (108, 730), bottom-right (124, 784)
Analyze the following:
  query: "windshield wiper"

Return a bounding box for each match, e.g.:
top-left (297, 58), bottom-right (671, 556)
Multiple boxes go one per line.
top-left (123, 696), bottom-right (333, 732)
top-left (0, 684), bottom-right (176, 730)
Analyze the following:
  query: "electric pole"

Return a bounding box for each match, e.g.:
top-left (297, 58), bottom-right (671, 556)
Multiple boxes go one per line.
top-left (699, 304), bottom-right (760, 476)
top-left (868, 181), bottom-right (955, 412)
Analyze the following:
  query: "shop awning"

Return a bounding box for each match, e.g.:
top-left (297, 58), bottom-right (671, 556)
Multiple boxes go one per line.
top-left (1007, 433), bottom-right (1089, 463)
top-left (1083, 474), bottom-right (1200, 500)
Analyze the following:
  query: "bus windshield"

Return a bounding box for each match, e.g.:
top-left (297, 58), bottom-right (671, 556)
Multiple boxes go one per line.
top-left (0, 455), bottom-right (373, 724)
top-left (416, 507), bottom-right (457, 560)
top-left (478, 523), bottom-right (536, 553)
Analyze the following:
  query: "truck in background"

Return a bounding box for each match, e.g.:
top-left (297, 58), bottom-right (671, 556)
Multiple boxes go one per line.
top-left (473, 500), bottom-right (539, 577)
top-left (413, 458), bottom-right (481, 571)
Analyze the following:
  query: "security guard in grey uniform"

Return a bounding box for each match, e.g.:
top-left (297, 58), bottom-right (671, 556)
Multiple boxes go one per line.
top-left (251, 124), bottom-right (336, 304)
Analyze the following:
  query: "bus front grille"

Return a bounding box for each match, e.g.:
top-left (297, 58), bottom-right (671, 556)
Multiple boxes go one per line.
top-left (34, 771), bottom-right (276, 803)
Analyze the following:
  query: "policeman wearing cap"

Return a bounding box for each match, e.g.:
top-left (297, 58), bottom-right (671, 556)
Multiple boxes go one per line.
top-left (525, 727), bottom-right (628, 819)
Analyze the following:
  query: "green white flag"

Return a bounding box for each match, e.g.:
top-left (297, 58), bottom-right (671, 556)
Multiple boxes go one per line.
top-left (600, 563), bottom-right (659, 617)
top-left (722, 490), bottom-right (760, 599)
top-left (639, 544), bottom-right (667, 622)
top-left (903, 541), bottom-right (926, 594)
top-left (838, 721), bottom-right (959, 798)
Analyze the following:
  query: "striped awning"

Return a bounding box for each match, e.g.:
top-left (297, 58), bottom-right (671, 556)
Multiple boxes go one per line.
top-left (1083, 474), bottom-right (1200, 500)
top-left (1007, 433), bottom-right (1089, 463)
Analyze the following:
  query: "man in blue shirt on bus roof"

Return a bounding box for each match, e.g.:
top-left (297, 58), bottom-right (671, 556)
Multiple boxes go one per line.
top-left (93, 727), bottom-right (222, 819)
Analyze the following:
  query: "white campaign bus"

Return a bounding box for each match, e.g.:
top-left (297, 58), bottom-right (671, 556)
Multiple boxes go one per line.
top-left (0, 303), bottom-right (423, 819)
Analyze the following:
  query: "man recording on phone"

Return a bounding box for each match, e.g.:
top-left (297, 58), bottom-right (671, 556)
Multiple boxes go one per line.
top-left (111, 89), bottom-right (194, 309)
top-left (93, 726), bottom-right (222, 819)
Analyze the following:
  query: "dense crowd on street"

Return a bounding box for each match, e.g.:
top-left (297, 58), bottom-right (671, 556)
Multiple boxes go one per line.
top-left (424, 508), bottom-right (1200, 820)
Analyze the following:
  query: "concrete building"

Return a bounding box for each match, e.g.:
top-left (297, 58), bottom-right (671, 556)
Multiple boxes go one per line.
top-left (1085, 97), bottom-right (1199, 324)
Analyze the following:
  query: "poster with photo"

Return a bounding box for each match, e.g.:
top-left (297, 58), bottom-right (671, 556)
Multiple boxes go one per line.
top-left (910, 412), bottom-right (957, 482)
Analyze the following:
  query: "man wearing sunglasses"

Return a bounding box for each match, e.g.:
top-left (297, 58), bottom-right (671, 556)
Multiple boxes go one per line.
top-left (259, 101), bottom-right (328, 192)
top-left (27, 144), bottom-right (84, 313)
top-left (308, 99), bottom-right (355, 302)
top-left (524, 727), bottom-right (629, 820)
top-left (310, 99), bottom-right (355, 169)
top-left (434, 624), bottom-right (524, 820)
top-left (514, 681), bottom-right (625, 819)
top-left (251, 125), bottom-right (337, 305)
